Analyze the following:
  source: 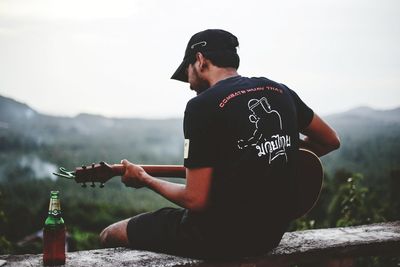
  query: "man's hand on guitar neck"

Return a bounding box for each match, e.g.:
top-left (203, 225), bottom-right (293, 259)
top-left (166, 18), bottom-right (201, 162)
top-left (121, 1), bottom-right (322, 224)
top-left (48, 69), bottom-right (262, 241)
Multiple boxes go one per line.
top-left (120, 159), bottom-right (146, 188)
top-left (120, 159), bottom-right (213, 212)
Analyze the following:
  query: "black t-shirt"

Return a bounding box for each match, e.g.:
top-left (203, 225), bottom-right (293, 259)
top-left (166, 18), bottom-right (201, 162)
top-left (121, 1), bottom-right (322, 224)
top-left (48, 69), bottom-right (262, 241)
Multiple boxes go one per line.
top-left (183, 75), bottom-right (313, 241)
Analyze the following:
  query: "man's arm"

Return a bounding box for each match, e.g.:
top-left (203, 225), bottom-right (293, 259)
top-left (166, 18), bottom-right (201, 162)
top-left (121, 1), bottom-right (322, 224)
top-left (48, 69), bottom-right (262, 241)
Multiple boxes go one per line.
top-left (300, 113), bottom-right (340, 156)
top-left (120, 159), bottom-right (213, 212)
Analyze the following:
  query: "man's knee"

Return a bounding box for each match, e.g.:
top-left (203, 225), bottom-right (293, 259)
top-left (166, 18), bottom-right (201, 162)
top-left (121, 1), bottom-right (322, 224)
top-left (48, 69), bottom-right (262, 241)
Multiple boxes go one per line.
top-left (99, 219), bottom-right (130, 248)
top-left (99, 226), bottom-right (111, 247)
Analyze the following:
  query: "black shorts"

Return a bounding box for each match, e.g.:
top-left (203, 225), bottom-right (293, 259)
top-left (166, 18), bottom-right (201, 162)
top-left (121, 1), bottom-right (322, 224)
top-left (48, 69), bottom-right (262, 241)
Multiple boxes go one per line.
top-left (126, 208), bottom-right (187, 254)
top-left (126, 207), bottom-right (288, 259)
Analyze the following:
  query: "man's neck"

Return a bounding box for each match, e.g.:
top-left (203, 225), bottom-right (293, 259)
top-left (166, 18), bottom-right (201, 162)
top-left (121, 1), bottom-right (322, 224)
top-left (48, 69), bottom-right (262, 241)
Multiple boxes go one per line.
top-left (208, 67), bottom-right (239, 87)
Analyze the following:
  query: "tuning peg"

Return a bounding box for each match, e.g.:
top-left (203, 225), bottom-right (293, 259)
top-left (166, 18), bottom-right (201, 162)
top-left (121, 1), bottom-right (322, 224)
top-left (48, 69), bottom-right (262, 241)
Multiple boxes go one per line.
top-left (81, 183), bottom-right (87, 188)
top-left (82, 165), bottom-right (87, 169)
top-left (100, 183), bottom-right (105, 188)
top-left (92, 163), bottom-right (95, 168)
top-left (100, 161), bottom-right (105, 166)
top-left (91, 181), bottom-right (95, 188)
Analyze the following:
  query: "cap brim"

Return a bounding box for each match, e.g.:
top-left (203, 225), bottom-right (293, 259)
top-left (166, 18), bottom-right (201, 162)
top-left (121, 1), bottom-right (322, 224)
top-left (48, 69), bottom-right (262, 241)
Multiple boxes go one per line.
top-left (171, 60), bottom-right (188, 83)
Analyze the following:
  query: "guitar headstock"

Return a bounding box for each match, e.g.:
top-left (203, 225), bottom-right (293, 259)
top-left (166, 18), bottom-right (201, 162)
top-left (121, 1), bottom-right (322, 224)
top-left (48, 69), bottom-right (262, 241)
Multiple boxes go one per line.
top-left (75, 161), bottom-right (115, 188)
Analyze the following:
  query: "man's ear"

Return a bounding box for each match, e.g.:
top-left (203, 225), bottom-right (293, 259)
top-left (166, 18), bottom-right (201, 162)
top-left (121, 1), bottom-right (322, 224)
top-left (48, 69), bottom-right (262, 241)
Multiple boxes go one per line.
top-left (196, 52), bottom-right (208, 71)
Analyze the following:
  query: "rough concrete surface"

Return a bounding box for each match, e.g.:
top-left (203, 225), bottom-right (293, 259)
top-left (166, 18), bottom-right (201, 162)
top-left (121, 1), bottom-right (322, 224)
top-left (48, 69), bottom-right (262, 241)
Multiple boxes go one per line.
top-left (1, 221), bottom-right (399, 267)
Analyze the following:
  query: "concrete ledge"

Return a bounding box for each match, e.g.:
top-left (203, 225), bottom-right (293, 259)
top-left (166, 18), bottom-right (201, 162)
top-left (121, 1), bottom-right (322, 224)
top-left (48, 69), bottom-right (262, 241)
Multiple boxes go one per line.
top-left (1, 221), bottom-right (399, 267)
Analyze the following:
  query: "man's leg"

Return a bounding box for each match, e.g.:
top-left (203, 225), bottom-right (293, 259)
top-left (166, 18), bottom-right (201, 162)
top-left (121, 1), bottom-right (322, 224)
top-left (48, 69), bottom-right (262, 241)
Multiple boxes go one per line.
top-left (99, 218), bottom-right (130, 248)
top-left (100, 208), bottom-right (188, 253)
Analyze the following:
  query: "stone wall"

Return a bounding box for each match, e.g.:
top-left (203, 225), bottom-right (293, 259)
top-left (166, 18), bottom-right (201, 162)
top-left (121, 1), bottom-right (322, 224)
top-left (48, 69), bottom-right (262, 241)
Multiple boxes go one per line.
top-left (1, 221), bottom-right (399, 267)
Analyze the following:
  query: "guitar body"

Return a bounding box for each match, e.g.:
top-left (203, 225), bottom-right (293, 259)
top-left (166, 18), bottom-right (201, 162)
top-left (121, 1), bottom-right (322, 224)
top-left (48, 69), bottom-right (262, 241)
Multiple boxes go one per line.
top-left (68, 149), bottom-right (323, 220)
top-left (289, 149), bottom-right (323, 220)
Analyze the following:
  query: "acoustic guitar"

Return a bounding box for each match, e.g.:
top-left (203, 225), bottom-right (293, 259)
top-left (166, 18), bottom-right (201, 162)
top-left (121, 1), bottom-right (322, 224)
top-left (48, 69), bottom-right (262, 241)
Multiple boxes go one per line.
top-left (53, 148), bottom-right (323, 220)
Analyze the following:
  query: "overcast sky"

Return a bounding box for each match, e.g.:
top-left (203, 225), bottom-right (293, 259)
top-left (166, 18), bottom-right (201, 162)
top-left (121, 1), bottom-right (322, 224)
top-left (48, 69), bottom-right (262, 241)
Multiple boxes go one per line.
top-left (0, 0), bottom-right (399, 118)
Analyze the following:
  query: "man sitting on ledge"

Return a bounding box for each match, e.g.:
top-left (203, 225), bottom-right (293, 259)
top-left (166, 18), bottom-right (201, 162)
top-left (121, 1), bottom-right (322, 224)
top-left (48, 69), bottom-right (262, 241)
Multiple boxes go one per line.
top-left (99, 29), bottom-right (340, 259)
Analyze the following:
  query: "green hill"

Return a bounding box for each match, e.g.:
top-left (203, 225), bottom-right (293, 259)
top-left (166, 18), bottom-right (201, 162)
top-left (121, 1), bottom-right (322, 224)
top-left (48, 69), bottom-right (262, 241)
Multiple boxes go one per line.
top-left (0, 95), bottom-right (184, 178)
top-left (322, 106), bottom-right (400, 185)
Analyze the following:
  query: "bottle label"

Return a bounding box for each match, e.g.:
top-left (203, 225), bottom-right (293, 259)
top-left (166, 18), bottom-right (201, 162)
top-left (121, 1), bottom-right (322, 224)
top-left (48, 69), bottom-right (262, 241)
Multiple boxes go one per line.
top-left (49, 199), bottom-right (61, 216)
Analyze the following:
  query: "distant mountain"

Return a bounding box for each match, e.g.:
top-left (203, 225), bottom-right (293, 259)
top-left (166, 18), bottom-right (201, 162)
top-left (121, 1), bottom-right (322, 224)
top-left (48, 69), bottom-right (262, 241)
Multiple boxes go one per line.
top-left (0, 95), bottom-right (38, 124)
top-left (325, 106), bottom-right (400, 125)
top-left (0, 95), bottom-right (182, 140)
top-left (322, 106), bottom-right (400, 184)
top-left (1, 94), bottom-right (399, 184)
top-left (0, 95), bottom-right (184, 179)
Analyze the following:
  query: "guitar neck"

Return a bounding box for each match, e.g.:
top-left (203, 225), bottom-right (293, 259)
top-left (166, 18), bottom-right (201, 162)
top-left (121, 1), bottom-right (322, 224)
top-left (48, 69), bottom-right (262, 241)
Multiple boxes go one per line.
top-left (111, 164), bottom-right (186, 178)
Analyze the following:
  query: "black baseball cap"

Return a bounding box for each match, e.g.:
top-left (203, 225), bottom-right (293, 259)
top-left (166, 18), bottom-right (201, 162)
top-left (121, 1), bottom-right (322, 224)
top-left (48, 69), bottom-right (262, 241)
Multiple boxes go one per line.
top-left (171, 29), bottom-right (239, 82)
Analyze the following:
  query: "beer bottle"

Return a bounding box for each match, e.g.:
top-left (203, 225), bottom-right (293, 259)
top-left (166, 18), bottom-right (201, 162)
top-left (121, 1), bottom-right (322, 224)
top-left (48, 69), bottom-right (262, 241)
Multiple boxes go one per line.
top-left (43, 191), bottom-right (66, 266)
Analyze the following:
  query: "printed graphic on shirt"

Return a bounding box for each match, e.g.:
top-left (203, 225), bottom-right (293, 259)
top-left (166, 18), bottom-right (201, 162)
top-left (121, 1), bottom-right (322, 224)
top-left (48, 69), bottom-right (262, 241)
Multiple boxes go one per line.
top-left (184, 139), bottom-right (190, 159)
top-left (237, 97), bottom-right (291, 164)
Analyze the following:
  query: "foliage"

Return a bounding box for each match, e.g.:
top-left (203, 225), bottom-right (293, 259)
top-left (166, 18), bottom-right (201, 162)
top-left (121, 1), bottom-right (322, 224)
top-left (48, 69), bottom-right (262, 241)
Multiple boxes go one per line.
top-left (290, 170), bottom-right (400, 267)
top-left (69, 227), bottom-right (101, 251)
top-left (0, 175), bottom-right (178, 254)
top-left (0, 190), bottom-right (12, 254)
top-left (333, 174), bottom-right (378, 227)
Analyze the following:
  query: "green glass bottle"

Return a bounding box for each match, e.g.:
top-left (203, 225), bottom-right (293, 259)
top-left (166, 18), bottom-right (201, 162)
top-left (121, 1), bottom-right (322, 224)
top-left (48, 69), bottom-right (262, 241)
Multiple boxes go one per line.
top-left (43, 191), bottom-right (66, 266)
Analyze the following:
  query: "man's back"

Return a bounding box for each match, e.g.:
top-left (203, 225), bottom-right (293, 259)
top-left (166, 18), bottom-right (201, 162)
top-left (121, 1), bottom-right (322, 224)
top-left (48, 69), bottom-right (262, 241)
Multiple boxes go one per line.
top-left (183, 75), bottom-right (314, 248)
